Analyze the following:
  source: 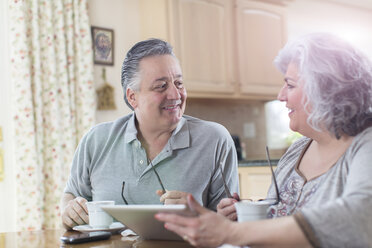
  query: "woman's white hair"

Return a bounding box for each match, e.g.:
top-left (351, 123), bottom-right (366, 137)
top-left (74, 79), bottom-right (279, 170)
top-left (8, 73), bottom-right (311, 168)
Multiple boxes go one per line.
top-left (274, 33), bottom-right (372, 138)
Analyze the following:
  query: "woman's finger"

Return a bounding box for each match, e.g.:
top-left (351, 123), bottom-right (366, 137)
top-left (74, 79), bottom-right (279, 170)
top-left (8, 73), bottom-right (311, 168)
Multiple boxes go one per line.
top-left (218, 204), bottom-right (237, 217)
top-left (187, 194), bottom-right (209, 214)
top-left (217, 198), bottom-right (236, 209)
top-left (155, 212), bottom-right (191, 226)
top-left (226, 212), bottom-right (237, 221)
top-left (232, 192), bottom-right (240, 201)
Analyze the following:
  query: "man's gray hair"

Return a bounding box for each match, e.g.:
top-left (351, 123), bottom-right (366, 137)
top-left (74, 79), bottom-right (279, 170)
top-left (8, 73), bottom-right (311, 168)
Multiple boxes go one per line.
top-left (274, 33), bottom-right (372, 138)
top-left (121, 38), bottom-right (175, 110)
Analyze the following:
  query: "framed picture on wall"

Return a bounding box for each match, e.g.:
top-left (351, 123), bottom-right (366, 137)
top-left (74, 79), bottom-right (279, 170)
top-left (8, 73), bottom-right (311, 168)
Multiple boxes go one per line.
top-left (91, 26), bottom-right (114, 65)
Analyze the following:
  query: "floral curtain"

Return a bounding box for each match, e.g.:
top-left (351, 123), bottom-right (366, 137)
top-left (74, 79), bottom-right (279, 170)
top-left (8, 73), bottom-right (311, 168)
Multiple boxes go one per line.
top-left (9, 0), bottom-right (96, 230)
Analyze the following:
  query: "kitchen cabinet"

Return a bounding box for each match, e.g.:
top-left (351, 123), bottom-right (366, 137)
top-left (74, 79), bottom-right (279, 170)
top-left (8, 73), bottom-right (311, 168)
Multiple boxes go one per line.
top-left (167, 0), bottom-right (235, 96)
top-left (238, 166), bottom-right (275, 200)
top-left (236, 0), bottom-right (287, 98)
top-left (139, 0), bottom-right (288, 100)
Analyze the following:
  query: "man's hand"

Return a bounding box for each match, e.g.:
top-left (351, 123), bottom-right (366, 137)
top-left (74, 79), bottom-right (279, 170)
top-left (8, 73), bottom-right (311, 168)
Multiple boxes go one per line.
top-left (61, 194), bottom-right (89, 229)
top-left (156, 190), bottom-right (188, 205)
top-left (217, 192), bottom-right (240, 221)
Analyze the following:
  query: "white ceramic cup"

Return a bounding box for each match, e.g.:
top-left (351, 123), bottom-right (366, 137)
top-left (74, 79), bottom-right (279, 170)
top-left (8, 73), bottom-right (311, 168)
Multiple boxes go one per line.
top-left (86, 201), bottom-right (115, 228)
top-left (234, 199), bottom-right (275, 222)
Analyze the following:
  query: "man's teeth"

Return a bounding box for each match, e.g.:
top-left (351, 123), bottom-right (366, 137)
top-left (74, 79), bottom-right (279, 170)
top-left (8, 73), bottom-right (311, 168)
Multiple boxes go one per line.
top-left (288, 108), bottom-right (293, 112)
top-left (164, 105), bottom-right (178, 110)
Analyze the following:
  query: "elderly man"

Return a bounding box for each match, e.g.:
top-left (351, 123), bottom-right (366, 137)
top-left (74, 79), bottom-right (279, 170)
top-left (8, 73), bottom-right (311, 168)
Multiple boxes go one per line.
top-left (61, 38), bottom-right (239, 229)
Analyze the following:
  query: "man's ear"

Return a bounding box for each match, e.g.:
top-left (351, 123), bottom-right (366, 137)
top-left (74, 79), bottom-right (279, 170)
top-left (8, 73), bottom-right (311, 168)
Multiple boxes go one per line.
top-left (126, 87), bottom-right (137, 109)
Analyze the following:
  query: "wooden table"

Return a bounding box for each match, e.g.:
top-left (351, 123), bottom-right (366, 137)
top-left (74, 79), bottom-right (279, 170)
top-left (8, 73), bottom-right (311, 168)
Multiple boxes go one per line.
top-left (0, 229), bottom-right (194, 248)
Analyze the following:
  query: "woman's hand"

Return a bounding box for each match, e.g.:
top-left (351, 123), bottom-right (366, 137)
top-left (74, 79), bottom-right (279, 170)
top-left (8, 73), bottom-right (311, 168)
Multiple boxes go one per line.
top-left (217, 192), bottom-right (239, 221)
top-left (156, 190), bottom-right (188, 205)
top-left (155, 194), bottom-right (234, 248)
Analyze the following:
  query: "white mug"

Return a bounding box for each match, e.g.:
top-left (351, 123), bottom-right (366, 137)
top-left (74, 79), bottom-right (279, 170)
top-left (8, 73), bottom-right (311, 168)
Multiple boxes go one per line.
top-left (234, 199), bottom-right (275, 222)
top-left (86, 201), bottom-right (115, 228)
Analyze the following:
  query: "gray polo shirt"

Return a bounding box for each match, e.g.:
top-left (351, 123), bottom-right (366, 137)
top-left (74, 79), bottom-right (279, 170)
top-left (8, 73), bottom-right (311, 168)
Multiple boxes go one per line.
top-left (64, 113), bottom-right (239, 210)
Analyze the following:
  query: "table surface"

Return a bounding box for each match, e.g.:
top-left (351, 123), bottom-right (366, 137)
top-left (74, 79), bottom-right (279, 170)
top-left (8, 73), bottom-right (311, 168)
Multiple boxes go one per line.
top-left (0, 229), bottom-right (194, 248)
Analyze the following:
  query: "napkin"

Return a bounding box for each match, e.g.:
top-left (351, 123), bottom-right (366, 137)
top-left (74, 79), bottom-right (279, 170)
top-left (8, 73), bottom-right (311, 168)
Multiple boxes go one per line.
top-left (121, 228), bottom-right (137, 237)
top-left (219, 244), bottom-right (246, 248)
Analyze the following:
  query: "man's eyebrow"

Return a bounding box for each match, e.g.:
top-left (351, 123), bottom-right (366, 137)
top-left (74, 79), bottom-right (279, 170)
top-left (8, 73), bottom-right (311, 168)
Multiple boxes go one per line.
top-left (154, 77), bottom-right (168, 82)
top-left (154, 74), bottom-right (183, 82)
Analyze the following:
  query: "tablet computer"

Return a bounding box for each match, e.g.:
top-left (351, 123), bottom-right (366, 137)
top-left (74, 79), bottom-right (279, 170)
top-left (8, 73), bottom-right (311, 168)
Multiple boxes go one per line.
top-left (101, 204), bottom-right (188, 241)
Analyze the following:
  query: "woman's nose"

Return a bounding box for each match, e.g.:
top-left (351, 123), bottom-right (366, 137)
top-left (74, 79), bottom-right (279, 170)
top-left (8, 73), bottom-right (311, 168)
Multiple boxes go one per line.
top-left (277, 85), bottom-right (287, 101)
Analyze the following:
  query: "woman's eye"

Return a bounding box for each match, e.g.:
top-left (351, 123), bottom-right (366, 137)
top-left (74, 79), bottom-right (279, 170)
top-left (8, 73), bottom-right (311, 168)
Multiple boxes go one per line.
top-left (285, 79), bottom-right (296, 89)
top-left (288, 82), bottom-right (297, 89)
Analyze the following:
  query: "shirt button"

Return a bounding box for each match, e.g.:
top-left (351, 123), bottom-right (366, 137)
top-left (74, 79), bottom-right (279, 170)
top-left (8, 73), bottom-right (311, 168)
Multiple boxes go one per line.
top-left (139, 160), bottom-right (143, 164)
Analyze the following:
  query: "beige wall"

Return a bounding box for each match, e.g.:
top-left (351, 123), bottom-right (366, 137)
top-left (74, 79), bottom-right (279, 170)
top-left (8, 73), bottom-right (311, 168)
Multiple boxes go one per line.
top-left (287, 0), bottom-right (372, 58)
top-left (89, 0), bottom-right (141, 124)
top-left (185, 99), bottom-right (269, 159)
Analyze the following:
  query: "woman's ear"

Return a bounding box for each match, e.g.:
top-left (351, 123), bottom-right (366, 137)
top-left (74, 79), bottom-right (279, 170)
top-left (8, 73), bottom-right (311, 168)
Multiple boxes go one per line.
top-left (126, 88), bottom-right (137, 109)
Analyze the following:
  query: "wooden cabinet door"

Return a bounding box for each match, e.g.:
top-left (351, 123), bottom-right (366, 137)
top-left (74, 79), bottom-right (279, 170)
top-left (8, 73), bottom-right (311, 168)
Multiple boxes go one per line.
top-left (168, 0), bottom-right (235, 95)
top-left (236, 0), bottom-right (286, 98)
top-left (238, 166), bottom-right (274, 200)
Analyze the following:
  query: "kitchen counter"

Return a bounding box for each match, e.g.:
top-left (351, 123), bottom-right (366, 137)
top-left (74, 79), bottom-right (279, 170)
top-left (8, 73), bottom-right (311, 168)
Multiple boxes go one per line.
top-left (238, 159), bottom-right (279, 167)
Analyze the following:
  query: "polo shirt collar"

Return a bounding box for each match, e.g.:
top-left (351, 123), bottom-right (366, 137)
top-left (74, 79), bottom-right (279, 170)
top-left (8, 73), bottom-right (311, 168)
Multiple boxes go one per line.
top-left (123, 113), bottom-right (190, 151)
top-left (169, 116), bottom-right (190, 150)
top-left (123, 112), bottom-right (138, 144)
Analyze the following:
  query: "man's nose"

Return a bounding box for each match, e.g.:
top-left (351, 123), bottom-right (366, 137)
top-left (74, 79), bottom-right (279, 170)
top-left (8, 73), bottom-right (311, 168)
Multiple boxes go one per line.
top-left (167, 83), bottom-right (181, 99)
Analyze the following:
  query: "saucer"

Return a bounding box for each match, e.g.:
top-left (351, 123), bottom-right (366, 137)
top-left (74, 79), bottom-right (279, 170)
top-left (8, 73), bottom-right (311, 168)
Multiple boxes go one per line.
top-left (73, 222), bottom-right (125, 233)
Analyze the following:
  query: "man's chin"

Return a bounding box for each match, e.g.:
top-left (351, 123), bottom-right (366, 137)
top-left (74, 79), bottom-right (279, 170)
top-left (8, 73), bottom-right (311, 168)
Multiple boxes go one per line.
top-left (164, 114), bottom-right (182, 126)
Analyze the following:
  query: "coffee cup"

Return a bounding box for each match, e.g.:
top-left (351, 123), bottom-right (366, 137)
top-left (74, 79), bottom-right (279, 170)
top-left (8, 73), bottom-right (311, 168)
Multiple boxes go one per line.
top-left (234, 199), bottom-right (275, 222)
top-left (86, 201), bottom-right (115, 228)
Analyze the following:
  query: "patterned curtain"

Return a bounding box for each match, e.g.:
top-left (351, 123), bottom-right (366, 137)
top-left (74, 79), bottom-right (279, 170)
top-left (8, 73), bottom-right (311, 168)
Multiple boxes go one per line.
top-left (9, 0), bottom-right (96, 230)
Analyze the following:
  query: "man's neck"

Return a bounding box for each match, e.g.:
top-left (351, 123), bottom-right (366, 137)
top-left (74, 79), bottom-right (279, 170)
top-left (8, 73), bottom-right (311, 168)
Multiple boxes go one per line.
top-left (135, 118), bottom-right (177, 160)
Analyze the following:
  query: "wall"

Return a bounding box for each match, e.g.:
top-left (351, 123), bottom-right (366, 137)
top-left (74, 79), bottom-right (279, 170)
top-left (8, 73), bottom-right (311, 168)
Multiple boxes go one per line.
top-left (287, 0), bottom-right (372, 58)
top-left (185, 99), bottom-right (269, 159)
top-left (89, 0), bottom-right (141, 124)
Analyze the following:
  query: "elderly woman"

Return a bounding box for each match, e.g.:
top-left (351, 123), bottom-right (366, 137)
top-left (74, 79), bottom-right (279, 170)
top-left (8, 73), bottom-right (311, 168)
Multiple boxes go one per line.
top-left (156, 33), bottom-right (372, 247)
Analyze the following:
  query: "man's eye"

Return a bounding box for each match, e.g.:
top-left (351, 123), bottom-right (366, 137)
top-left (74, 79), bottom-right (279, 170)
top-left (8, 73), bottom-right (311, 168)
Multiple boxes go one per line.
top-left (155, 83), bottom-right (167, 89)
top-left (175, 81), bottom-right (184, 89)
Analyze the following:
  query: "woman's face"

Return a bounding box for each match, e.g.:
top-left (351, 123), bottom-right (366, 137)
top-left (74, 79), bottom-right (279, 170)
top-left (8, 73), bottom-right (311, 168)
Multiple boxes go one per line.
top-left (277, 63), bottom-right (312, 135)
